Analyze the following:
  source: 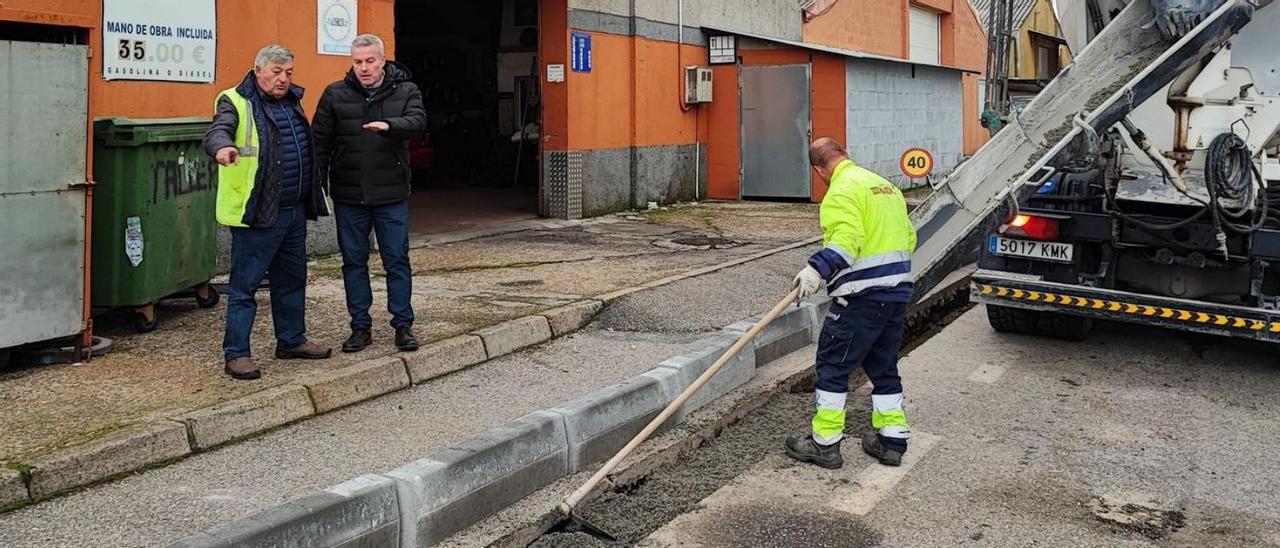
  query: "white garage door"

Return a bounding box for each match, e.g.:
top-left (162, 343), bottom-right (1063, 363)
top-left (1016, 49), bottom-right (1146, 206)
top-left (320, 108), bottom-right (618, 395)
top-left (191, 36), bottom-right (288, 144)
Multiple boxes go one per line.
top-left (909, 6), bottom-right (940, 65)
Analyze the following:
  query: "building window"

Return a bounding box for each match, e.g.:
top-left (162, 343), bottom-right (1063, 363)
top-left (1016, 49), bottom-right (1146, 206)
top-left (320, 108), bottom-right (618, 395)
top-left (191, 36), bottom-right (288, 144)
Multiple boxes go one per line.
top-left (908, 6), bottom-right (941, 65)
top-left (1033, 36), bottom-right (1062, 80)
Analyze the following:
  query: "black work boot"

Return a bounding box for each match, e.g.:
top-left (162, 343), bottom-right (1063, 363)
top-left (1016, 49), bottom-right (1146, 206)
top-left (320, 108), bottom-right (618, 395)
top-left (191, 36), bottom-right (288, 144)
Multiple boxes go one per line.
top-left (784, 431), bottom-right (844, 469)
top-left (861, 431), bottom-right (903, 466)
top-left (395, 326), bottom-right (419, 352)
top-left (343, 329), bottom-right (373, 353)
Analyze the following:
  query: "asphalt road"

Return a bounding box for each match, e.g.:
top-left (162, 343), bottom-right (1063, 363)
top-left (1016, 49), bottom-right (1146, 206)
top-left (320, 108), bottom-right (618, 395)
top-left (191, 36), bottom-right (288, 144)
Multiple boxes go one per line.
top-left (635, 306), bottom-right (1280, 547)
top-left (0, 247), bottom-right (813, 547)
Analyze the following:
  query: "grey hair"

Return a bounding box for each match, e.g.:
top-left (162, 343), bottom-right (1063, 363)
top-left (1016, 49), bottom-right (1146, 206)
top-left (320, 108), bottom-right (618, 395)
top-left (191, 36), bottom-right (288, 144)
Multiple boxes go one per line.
top-left (351, 34), bottom-right (385, 56)
top-left (254, 44), bottom-right (294, 68)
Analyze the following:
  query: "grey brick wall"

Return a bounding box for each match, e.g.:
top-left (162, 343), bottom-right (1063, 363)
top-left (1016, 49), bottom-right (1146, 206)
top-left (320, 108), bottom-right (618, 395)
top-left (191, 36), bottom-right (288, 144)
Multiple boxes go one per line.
top-left (845, 59), bottom-right (965, 189)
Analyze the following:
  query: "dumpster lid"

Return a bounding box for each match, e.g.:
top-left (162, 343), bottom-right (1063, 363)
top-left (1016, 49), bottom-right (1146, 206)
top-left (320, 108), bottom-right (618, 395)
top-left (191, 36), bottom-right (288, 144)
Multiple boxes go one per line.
top-left (94, 116), bottom-right (212, 126)
top-left (94, 117), bottom-right (213, 146)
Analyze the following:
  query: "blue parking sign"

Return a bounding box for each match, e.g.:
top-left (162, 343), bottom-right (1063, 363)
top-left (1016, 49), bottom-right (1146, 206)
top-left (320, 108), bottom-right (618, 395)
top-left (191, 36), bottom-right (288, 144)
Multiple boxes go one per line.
top-left (571, 32), bottom-right (592, 73)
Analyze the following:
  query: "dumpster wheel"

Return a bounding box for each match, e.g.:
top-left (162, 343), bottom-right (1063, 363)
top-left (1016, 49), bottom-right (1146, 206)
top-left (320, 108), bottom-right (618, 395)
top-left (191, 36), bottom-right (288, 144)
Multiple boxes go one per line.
top-left (195, 283), bottom-right (220, 309)
top-left (131, 304), bottom-right (159, 333)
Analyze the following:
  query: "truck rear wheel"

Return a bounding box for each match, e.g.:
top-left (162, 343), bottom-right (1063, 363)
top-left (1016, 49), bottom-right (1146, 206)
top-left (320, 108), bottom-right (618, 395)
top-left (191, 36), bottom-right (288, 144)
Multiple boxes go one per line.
top-left (987, 304), bottom-right (1040, 335)
top-left (1041, 312), bottom-right (1093, 342)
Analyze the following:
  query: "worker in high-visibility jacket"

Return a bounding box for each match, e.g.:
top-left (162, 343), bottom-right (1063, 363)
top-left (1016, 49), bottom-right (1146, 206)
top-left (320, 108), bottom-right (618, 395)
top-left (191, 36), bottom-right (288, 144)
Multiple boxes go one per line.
top-left (203, 44), bottom-right (333, 381)
top-left (785, 137), bottom-right (917, 468)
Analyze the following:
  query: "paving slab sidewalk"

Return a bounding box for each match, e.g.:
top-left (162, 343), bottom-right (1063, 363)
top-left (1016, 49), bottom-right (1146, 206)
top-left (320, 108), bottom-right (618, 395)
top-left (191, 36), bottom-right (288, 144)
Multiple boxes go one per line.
top-left (0, 202), bottom-right (817, 479)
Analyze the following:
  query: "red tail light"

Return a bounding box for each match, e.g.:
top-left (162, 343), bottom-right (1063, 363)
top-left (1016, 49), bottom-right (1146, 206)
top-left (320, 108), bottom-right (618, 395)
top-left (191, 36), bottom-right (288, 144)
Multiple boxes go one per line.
top-left (1000, 214), bottom-right (1060, 240)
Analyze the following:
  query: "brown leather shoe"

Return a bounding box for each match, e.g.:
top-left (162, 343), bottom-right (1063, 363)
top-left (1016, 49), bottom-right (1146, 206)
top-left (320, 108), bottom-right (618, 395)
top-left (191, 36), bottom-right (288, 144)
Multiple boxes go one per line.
top-left (274, 342), bottom-right (332, 360)
top-left (224, 357), bottom-right (261, 380)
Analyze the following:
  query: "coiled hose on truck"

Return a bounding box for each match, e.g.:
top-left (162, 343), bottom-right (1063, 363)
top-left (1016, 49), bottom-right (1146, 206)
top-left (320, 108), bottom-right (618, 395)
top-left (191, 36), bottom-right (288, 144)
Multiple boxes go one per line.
top-left (1102, 131), bottom-right (1266, 258)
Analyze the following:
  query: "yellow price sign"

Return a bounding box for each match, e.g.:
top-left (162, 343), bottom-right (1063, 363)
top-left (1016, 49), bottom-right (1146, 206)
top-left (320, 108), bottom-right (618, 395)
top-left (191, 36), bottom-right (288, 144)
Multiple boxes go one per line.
top-left (900, 147), bottom-right (934, 179)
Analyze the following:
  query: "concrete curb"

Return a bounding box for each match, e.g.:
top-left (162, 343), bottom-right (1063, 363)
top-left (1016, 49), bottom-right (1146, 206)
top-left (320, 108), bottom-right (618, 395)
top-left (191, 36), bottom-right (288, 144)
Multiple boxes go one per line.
top-left (1, 468), bottom-right (26, 510)
top-left (723, 302), bottom-right (818, 366)
top-left (645, 334), bottom-right (758, 422)
top-left (386, 411), bottom-right (569, 547)
top-left (404, 335), bottom-right (488, 385)
top-left (540, 300), bottom-right (605, 337)
top-left (168, 474), bottom-right (400, 548)
top-left (474, 316), bottom-right (554, 358)
top-left (170, 295), bottom-right (833, 547)
top-left (304, 357), bottom-right (411, 414)
top-left (549, 375), bottom-right (672, 473)
top-left (27, 421), bottom-right (191, 500)
top-left (179, 385), bottom-right (316, 451)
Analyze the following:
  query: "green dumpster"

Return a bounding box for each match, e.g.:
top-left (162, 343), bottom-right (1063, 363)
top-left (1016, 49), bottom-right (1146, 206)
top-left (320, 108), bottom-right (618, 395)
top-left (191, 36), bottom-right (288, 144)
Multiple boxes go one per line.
top-left (91, 117), bottom-right (220, 332)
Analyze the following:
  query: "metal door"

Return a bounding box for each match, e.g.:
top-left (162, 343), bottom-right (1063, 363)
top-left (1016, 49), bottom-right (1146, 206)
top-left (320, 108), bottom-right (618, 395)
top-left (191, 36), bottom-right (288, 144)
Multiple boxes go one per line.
top-left (740, 64), bottom-right (811, 199)
top-left (0, 40), bottom-right (89, 348)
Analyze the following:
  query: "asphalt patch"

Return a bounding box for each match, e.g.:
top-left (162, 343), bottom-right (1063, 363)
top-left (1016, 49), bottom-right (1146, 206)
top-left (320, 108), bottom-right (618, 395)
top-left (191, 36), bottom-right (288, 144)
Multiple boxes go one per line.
top-left (665, 236), bottom-right (742, 249)
top-left (1090, 498), bottom-right (1187, 540)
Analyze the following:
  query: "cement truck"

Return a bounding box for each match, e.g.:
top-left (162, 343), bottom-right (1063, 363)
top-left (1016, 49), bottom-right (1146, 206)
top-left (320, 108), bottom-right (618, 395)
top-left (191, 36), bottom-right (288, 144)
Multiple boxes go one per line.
top-left (952, 0), bottom-right (1280, 341)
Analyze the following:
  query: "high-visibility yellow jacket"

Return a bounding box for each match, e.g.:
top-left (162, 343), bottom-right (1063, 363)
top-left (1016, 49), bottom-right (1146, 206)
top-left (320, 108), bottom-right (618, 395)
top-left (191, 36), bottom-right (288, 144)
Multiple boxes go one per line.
top-left (211, 87), bottom-right (261, 227)
top-left (205, 71), bottom-right (327, 228)
top-left (808, 159), bottom-right (917, 301)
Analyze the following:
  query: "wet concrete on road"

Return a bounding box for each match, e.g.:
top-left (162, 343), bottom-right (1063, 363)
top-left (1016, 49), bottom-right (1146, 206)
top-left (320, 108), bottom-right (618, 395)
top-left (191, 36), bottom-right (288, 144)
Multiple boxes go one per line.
top-left (526, 305), bottom-right (1280, 547)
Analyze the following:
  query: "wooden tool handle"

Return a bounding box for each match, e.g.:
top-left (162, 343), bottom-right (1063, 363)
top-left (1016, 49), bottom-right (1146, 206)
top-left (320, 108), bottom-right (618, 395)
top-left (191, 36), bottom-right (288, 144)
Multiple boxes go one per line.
top-left (560, 287), bottom-right (803, 515)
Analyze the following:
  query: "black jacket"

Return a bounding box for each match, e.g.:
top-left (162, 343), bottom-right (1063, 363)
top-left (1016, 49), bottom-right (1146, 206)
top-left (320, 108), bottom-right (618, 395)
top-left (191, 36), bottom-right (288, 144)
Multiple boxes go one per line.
top-left (202, 71), bottom-right (329, 228)
top-left (313, 61), bottom-right (427, 206)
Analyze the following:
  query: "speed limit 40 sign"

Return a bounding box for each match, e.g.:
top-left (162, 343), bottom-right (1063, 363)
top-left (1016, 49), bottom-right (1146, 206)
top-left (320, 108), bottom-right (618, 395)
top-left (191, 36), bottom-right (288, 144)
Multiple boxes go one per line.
top-left (900, 148), bottom-right (935, 179)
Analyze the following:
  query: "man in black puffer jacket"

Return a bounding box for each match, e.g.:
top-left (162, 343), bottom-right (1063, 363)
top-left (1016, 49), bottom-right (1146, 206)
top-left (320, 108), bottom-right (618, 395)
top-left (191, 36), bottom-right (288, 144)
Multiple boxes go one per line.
top-left (314, 33), bottom-right (427, 353)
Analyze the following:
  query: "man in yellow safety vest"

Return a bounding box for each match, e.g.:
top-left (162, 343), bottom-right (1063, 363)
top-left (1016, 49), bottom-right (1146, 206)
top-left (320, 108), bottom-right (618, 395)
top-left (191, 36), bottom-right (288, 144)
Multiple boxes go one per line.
top-left (785, 137), bottom-right (917, 468)
top-left (203, 44), bottom-right (332, 380)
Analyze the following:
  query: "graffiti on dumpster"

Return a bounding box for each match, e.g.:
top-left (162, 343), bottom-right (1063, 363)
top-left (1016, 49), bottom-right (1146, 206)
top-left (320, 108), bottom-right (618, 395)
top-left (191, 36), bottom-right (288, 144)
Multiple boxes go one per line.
top-left (152, 152), bottom-right (216, 204)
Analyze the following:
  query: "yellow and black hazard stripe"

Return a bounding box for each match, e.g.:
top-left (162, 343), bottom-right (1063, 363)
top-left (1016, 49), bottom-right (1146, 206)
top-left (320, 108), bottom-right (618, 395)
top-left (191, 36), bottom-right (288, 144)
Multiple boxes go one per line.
top-left (972, 282), bottom-right (1280, 333)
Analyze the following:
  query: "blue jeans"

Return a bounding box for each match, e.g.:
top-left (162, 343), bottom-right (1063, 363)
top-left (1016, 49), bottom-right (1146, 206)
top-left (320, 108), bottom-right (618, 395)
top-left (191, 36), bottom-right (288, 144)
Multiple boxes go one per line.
top-left (224, 207), bottom-right (309, 360)
top-left (335, 202), bottom-right (414, 330)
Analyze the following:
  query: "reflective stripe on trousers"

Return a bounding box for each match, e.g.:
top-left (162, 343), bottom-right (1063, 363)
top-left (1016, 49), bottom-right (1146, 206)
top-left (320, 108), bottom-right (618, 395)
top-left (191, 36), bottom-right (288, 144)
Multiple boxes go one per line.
top-left (810, 298), bottom-right (910, 447)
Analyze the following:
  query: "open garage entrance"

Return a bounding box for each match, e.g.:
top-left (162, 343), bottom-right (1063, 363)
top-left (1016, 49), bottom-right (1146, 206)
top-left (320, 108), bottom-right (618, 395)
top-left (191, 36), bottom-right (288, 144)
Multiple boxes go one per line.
top-left (393, 0), bottom-right (541, 236)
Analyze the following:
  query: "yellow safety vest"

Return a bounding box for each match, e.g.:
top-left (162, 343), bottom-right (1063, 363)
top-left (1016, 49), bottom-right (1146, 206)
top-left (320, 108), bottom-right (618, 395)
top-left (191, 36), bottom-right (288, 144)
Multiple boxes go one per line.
top-left (809, 159), bottom-right (917, 298)
top-left (213, 88), bottom-right (261, 227)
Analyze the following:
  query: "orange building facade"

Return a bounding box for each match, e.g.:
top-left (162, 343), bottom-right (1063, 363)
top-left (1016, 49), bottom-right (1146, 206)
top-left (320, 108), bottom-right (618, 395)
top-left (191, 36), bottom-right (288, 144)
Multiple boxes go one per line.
top-left (541, 0), bottom-right (989, 215)
top-left (3, 0), bottom-right (985, 220)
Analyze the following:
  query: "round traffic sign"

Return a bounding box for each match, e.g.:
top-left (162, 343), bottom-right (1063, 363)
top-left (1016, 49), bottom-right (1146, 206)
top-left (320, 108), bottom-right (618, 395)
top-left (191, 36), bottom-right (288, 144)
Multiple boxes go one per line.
top-left (900, 148), bottom-right (934, 179)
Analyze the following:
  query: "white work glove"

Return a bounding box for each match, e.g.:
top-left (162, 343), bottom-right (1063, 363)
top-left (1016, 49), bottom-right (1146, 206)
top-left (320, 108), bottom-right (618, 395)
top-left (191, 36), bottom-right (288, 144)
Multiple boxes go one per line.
top-left (793, 265), bottom-right (824, 300)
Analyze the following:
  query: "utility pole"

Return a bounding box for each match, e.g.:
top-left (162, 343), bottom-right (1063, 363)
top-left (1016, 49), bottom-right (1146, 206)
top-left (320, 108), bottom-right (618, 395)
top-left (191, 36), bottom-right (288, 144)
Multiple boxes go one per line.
top-left (981, 0), bottom-right (1016, 136)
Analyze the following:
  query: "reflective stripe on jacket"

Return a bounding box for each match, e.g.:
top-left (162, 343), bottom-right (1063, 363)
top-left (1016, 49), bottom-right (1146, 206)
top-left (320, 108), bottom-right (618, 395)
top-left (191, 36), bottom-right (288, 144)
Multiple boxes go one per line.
top-left (204, 71), bottom-right (328, 228)
top-left (213, 88), bottom-right (260, 227)
top-left (808, 160), bottom-right (917, 300)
